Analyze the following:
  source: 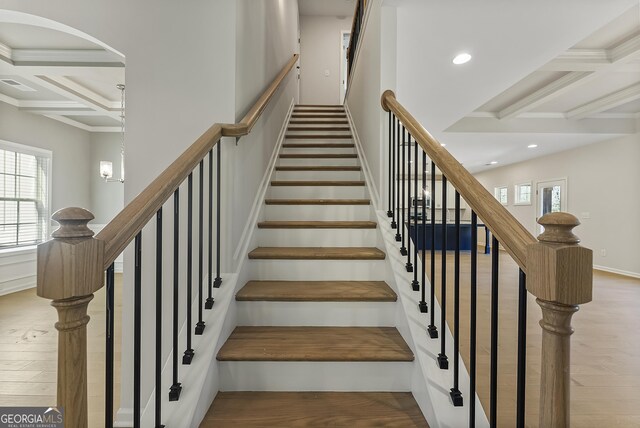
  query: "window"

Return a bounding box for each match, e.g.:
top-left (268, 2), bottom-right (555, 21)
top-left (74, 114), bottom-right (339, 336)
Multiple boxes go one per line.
top-left (514, 182), bottom-right (532, 205)
top-left (494, 186), bottom-right (508, 205)
top-left (0, 140), bottom-right (51, 248)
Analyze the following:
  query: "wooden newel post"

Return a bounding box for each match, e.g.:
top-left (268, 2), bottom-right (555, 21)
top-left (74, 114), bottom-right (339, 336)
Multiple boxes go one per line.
top-left (526, 212), bottom-right (593, 428)
top-left (37, 207), bottom-right (104, 428)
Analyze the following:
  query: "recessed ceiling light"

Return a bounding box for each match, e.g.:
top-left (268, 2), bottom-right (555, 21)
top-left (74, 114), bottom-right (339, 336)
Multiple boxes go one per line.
top-left (490, 161), bottom-right (498, 165)
top-left (527, 144), bottom-right (538, 148)
top-left (452, 53), bottom-right (472, 65)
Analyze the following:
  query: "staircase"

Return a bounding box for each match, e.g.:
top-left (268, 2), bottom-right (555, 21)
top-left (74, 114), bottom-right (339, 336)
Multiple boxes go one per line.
top-left (201, 105), bottom-right (429, 427)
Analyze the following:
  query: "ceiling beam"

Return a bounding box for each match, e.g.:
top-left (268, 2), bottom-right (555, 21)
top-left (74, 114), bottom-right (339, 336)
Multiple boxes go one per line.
top-left (496, 33), bottom-right (640, 120)
top-left (11, 49), bottom-right (124, 67)
top-left (497, 71), bottom-right (593, 120)
top-left (566, 82), bottom-right (640, 119)
top-left (43, 115), bottom-right (120, 133)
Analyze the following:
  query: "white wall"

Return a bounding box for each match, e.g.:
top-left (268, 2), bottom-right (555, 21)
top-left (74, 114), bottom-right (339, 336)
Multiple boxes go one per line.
top-left (0, 103), bottom-right (93, 296)
top-left (0, 103), bottom-right (92, 213)
top-left (300, 15), bottom-right (352, 105)
top-left (90, 133), bottom-right (124, 225)
top-left (474, 133), bottom-right (640, 277)
top-left (230, 0), bottom-right (299, 270)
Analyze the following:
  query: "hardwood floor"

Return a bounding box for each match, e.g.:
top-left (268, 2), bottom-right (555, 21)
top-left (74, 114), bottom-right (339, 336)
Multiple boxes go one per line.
top-left (1, 263), bottom-right (638, 427)
top-left (422, 250), bottom-right (640, 427)
top-left (0, 275), bottom-right (122, 427)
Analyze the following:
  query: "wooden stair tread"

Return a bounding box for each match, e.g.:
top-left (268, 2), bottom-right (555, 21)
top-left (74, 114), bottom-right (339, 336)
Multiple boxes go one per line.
top-left (292, 113), bottom-right (346, 117)
top-left (201, 392), bottom-right (429, 427)
top-left (248, 247), bottom-right (385, 260)
top-left (289, 120), bottom-right (348, 125)
top-left (287, 127), bottom-right (350, 131)
top-left (237, 280), bottom-right (395, 302)
top-left (217, 327), bottom-right (413, 361)
top-left (286, 134), bottom-right (352, 139)
top-left (270, 180), bottom-right (365, 186)
top-left (275, 166), bottom-right (361, 171)
top-left (296, 104), bottom-right (343, 107)
top-left (265, 199), bottom-right (370, 205)
top-left (293, 109), bottom-right (345, 113)
top-left (279, 153), bottom-right (357, 158)
top-left (282, 143), bottom-right (354, 148)
top-left (257, 220), bottom-right (376, 229)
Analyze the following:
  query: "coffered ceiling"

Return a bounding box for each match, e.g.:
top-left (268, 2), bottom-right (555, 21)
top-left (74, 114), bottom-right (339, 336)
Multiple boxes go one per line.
top-left (0, 20), bottom-right (125, 132)
top-left (443, 3), bottom-right (640, 172)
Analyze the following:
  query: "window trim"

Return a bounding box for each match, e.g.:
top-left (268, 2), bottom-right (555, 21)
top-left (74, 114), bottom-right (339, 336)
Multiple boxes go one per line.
top-left (514, 181), bottom-right (532, 206)
top-left (0, 139), bottom-right (52, 249)
top-left (494, 185), bottom-right (508, 206)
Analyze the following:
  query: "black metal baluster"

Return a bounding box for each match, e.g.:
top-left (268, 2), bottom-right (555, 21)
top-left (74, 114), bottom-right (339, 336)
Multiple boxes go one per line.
top-left (195, 161), bottom-right (205, 335)
top-left (450, 191), bottom-right (463, 405)
top-left (427, 161), bottom-right (438, 338)
top-left (469, 212), bottom-right (478, 428)
top-left (155, 209), bottom-right (164, 428)
top-left (400, 127), bottom-right (407, 255)
top-left (183, 174), bottom-right (195, 364)
top-left (485, 226), bottom-right (491, 254)
top-left (437, 176), bottom-right (448, 369)
top-left (205, 149), bottom-right (214, 309)
top-left (395, 117), bottom-right (401, 241)
top-left (169, 190), bottom-right (182, 401)
top-left (516, 269), bottom-right (527, 428)
top-left (214, 142), bottom-right (222, 288)
top-left (406, 133), bottom-right (413, 271)
top-left (391, 115), bottom-right (397, 230)
top-left (490, 235), bottom-right (500, 427)
top-left (134, 232), bottom-right (142, 428)
top-left (105, 263), bottom-right (115, 428)
top-left (387, 111), bottom-right (393, 218)
top-left (411, 138), bottom-right (419, 289)
top-left (419, 151), bottom-right (427, 312)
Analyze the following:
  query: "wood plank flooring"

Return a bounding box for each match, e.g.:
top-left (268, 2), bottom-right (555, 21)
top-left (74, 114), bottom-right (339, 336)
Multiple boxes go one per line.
top-left (423, 250), bottom-right (640, 427)
top-left (236, 281), bottom-right (396, 302)
top-left (216, 327), bottom-right (414, 362)
top-left (264, 198), bottom-right (370, 205)
top-left (0, 275), bottom-right (122, 427)
top-left (201, 392), bottom-right (429, 427)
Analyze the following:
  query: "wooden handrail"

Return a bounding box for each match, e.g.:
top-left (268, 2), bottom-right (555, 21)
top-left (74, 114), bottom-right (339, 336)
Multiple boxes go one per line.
top-left (222, 54), bottom-right (299, 137)
top-left (381, 90), bottom-right (535, 272)
top-left (97, 53), bottom-right (299, 268)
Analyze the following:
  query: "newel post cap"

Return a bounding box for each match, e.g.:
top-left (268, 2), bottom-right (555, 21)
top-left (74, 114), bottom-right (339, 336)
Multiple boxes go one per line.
top-left (381, 90), bottom-right (395, 112)
top-left (526, 212), bottom-right (592, 305)
top-left (37, 207), bottom-right (105, 300)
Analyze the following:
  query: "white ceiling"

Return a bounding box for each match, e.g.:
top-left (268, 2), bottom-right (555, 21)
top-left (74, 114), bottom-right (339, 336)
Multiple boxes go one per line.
top-left (445, 3), bottom-right (640, 172)
top-left (0, 20), bottom-right (124, 132)
top-left (393, 0), bottom-right (639, 173)
top-left (299, 0), bottom-right (356, 17)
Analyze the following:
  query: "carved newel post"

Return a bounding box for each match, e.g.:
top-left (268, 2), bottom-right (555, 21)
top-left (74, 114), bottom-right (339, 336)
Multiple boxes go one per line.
top-left (37, 208), bottom-right (104, 428)
top-left (527, 212), bottom-right (593, 428)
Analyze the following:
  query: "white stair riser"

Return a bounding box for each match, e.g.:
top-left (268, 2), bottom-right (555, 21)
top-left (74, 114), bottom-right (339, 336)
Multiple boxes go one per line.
top-left (218, 361), bottom-right (412, 391)
top-left (264, 205), bottom-right (371, 221)
top-left (248, 259), bottom-right (385, 281)
top-left (236, 301), bottom-right (395, 326)
top-left (273, 170), bottom-right (362, 181)
top-left (269, 186), bottom-right (366, 199)
top-left (257, 228), bottom-right (377, 247)
top-left (278, 157), bottom-right (359, 166)
top-left (281, 147), bottom-right (356, 154)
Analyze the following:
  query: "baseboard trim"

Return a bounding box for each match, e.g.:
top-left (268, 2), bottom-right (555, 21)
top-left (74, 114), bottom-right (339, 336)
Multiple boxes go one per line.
top-left (344, 104), bottom-right (381, 209)
top-left (594, 265), bottom-right (640, 279)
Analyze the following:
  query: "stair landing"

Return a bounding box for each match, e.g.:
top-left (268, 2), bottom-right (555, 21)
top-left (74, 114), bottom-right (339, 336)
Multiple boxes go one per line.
top-left (200, 392), bottom-right (429, 427)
